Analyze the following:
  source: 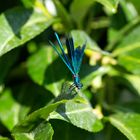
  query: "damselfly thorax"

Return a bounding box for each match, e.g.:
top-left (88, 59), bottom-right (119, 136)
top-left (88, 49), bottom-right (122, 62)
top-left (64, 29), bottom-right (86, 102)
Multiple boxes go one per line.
top-left (72, 74), bottom-right (83, 89)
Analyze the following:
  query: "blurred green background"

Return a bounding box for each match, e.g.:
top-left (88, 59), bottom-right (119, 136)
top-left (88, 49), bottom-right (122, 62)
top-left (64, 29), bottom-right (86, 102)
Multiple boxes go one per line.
top-left (0, 0), bottom-right (140, 140)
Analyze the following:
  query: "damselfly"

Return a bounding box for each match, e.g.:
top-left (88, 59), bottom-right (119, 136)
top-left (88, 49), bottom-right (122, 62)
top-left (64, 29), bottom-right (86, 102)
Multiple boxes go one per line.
top-left (49, 33), bottom-right (86, 90)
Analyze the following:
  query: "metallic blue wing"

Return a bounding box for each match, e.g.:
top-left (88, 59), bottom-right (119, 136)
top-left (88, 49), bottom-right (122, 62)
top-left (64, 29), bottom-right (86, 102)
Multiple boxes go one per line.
top-left (66, 36), bottom-right (74, 59)
top-left (66, 37), bottom-right (76, 73)
top-left (66, 35), bottom-right (86, 74)
top-left (54, 33), bottom-right (73, 69)
top-left (49, 40), bottom-right (75, 75)
top-left (74, 44), bottom-right (86, 73)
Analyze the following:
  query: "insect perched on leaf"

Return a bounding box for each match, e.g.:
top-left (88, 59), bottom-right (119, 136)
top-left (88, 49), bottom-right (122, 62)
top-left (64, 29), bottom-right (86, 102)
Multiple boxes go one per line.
top-left (49, 33), bottom-right (86, 90)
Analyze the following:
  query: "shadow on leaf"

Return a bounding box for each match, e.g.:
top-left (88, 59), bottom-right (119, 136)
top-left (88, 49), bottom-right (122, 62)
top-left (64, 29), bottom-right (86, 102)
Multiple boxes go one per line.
top-left (5, 7), bottom-right (33, 38)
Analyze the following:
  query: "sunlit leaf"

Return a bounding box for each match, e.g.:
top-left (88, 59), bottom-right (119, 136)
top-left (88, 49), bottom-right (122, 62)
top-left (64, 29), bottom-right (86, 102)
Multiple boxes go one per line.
top-left (0, 7), bottom-right (55, 56)
top-left (0, 84), bottom-right (52, 130)
top-left (13, 122), bottom-right (54, 140)
top-left (52, 0), bottom-right (73, 30)
top-left (49, 90), bottom-right (103, 132)
top-left (124, 74), bottom-right (140, 96)
top-left (27, 46), bottom-right (68, 96)
top-left (96, 0), bottom-right (119, 13)
top-left (12, 95), bottom-right (70, 132)
top-left (0, 89), bottom-right (27, 130)
top-left (109, 112), bottom-right (140, 140)
top-left (71, 30), bottom-right (100, 51)
top-left (113, 25), bottom-right (140, 74)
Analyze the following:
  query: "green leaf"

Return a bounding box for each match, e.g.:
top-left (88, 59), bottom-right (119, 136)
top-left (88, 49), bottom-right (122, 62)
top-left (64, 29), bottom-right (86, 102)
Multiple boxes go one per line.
top-left (107, 66), bottom-right (140, 95)
top-left (124, 74), bottom-right (140, 96)
top-left (107, 3), bottom-right (128, 44)
top-left (130, 0), bottom-right (140, 14)
top-left (109, 112), bottom-right (140, 140)
top-left (51, 120), bottom-right (95, 140)
top-left (0, 84), bottom-right (53, 130)
top-left (21, 0), bottom-right (36, 8)
top-left (120, 1), bottom-right (138, 22)
top-left (71, 30), bottom-right (100, 51)
top-left (0, 137), bottom-right (9, 140)
top-left (52, 0), bottom-right (73, 30)
top-left (0, 89), bottom-right (25, 130)
top-left (49, 95), bottom-right (103, 132)
top-left (12, 96), bottom-right (69, 133)
top-left (12, 84), bottom-right (86, 132)
top-left (13, 83), bottom-right (103, 133)
top-left (13, 122), bottom-right (54, 140)
top-left (70, 0), bottom-right (94, 26)
top-left (106, 0), bottom-right (139, 50)
top-left (0, 49), bottom-right (19, 84)
top-left (0, 7), bottom-right (55, 56)
top-left (70, 0), bottom-right (119, 27)
top-left (113, 25), bottom-right (140, 74)
top-left (27, 46), bottom-right (68, 97)
top-left (114, 101), bottom-right (140, 114)
top-left (81, 65), bottom-right (109, 90)
top-left (95, 0), bottom-right (119, 13)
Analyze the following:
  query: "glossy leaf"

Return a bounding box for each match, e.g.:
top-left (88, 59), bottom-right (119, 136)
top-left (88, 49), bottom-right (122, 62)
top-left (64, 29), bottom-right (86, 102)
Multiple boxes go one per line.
top-left (51, 120), bottom-right (95, 140)
top-left (0, 7), bottom-right (55, 56)
top-left (107, 1), bottom-right (138, 50)
top-left (21, 0), bottom-right (35, 8)
top-left (130, 0), bottom-right (140, 14)
top-left (1, 0), bottom-right (140, 139)
top-left (107, 3), bottom-right (128, 44)
top-left (70, 0), bottom-right (94, 25)
top-left (12, 84), bottom-right (84, 133)
top-left (115, 101), bottom-right (140, 114)
top-left (109, 112), bottom-right (140, 140)
top-left (12, 95), bottom-right (70, 132)
top-left (124, 74), bottom-right (140, 96)
top-left (120, 0), bottom-right (138, 21)
top-left (70, 0), bottom-right (119, 27)
top-left (113, 25), bottom-right (140, 74)
top-left (13, 122), bottom-right (54, 140)
top-left (0, 89), bottom-right (26, 130)
top-left (52, 0), bottom-right (73, 30)
top-left (0, 84), bottom-right (53, 130)
top-left (27, 46), bottom-right (68, 97)
top-left (71, 30), bottom-right (100, 51)
top-left (81, 65), bottom-right (109, 90)
top-left (96, 0), bottom-right (119, 13)
top-left (49, 94), bottom-right (103, 132)
top-left (13, 88), bottom-right (103, 134)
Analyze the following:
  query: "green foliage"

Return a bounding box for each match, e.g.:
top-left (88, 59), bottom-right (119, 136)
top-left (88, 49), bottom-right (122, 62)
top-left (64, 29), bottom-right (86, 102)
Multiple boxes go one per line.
top-left (13, 122), bottom-right (54, 140)
top-left (109, 113), bottom-right (140, 140)
top-left (0, 0), bottom-right (140, 140)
